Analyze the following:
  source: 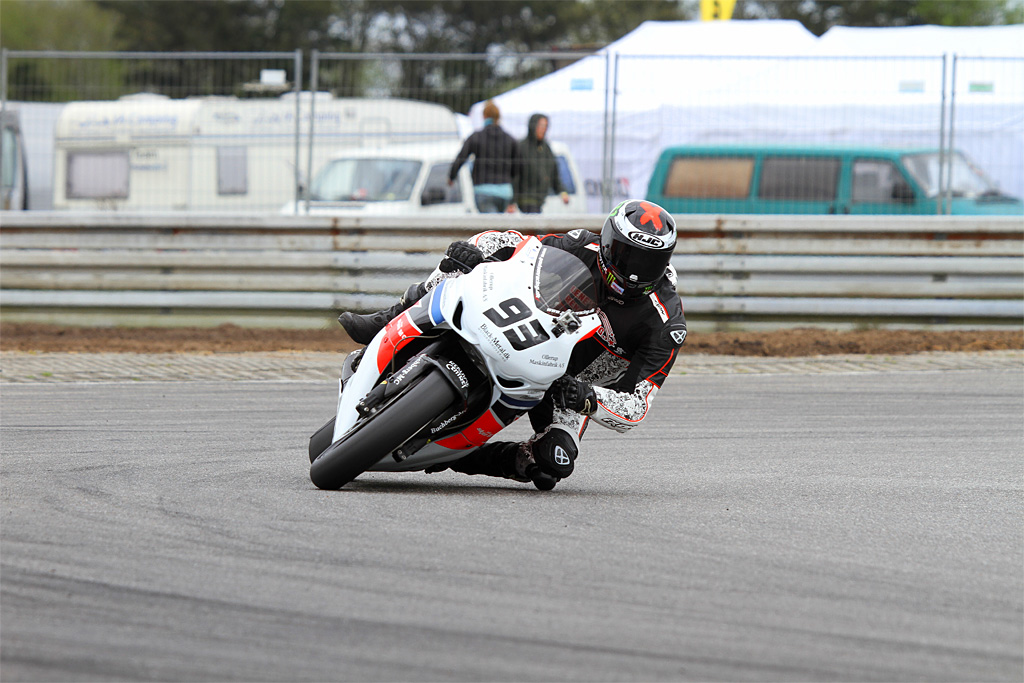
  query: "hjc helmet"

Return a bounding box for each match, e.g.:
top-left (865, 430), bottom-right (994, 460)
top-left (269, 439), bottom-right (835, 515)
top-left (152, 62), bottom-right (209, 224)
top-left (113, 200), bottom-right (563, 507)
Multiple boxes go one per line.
top-left (598, 200), bottom-right (676, 302)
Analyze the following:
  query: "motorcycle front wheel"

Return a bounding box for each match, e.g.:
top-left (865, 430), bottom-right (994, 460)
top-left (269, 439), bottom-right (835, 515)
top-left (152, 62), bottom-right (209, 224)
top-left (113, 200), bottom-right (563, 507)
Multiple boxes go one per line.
top-left (309, 369), bottom-right (459, 490)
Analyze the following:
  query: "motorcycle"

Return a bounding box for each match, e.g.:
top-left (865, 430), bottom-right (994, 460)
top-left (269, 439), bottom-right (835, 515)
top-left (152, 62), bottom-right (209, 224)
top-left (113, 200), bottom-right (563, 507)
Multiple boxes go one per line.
top-left (308, 236), bottom-right (601, 490)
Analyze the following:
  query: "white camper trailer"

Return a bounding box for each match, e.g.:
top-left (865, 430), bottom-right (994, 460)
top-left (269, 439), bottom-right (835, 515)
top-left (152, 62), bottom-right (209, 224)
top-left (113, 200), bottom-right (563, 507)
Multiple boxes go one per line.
top-left (52, 93), bottom-right (462, 211)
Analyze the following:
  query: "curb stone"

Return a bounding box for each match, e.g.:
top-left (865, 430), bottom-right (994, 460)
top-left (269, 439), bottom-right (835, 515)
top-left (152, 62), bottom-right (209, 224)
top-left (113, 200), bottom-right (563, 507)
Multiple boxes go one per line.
top-left (1, 350), bottom-right (1021, 383)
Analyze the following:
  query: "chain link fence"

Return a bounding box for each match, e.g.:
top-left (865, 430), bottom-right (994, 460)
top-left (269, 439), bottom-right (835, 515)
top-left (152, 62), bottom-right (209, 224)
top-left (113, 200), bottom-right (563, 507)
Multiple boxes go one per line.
top-left (2, 48), bottom-right (1022, 215)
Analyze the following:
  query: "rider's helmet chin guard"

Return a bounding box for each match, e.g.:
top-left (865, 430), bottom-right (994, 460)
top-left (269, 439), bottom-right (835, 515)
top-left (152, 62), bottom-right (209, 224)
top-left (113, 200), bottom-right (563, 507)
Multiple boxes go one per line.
top-left (598, 199), bottom-right (677, 303)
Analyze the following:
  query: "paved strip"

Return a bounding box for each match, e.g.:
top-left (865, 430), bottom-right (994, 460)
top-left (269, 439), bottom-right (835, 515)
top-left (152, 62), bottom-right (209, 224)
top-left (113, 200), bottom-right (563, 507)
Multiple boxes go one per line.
top-left (2, 370), bottom-right (1021, 681)
top-left (1, 349), bottom-right (1020, 383)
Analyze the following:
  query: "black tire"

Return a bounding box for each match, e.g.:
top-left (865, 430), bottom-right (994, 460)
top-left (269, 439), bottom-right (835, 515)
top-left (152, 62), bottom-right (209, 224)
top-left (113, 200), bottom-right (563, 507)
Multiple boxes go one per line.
top-left (309, 370), bottom-right (459, 490)
top-left (309, 416), bottom-right (336, 463)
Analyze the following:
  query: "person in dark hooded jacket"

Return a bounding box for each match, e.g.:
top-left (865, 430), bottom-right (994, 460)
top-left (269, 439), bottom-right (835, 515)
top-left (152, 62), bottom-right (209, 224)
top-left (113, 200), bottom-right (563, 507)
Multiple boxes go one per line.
top-left (513, 113), bottom-right (570, 213)
top-left (448, 100), bottom-right (519, 213)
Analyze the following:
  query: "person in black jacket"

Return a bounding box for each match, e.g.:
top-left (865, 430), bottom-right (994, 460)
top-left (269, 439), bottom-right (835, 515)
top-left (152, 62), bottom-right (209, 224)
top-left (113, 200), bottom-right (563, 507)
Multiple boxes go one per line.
top-left (514, 113), bottom-right (570, 214)
top-left (448, 100), bottom-right (519, 213)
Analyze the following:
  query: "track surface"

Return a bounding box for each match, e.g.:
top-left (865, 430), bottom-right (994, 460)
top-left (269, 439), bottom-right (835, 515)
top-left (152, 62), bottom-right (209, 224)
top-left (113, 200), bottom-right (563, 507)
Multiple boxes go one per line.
top-left (2, 366), bottom-right (1022, 681)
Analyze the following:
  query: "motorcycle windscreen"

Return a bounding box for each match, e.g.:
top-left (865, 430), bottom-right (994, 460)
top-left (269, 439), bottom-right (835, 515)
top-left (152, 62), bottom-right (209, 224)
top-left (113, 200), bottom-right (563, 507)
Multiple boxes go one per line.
top-left (532, 246), bottom-right (599, 316)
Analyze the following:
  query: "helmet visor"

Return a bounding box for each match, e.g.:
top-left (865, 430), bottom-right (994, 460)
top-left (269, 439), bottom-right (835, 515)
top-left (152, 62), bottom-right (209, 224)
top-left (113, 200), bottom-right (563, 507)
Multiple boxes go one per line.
top-left (605, 234), bottom-right (672, 287)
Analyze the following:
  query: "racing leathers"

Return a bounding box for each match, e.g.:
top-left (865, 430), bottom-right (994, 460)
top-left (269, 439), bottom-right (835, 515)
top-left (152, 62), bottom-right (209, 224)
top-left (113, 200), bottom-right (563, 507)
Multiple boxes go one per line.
top-left (420, 228), bottom-right (687, 482)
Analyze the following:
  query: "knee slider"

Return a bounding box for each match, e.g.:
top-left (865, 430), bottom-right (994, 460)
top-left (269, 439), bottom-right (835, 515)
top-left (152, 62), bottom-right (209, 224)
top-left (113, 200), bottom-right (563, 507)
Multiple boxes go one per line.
top-left (532, 428), bottom-right (578, 479)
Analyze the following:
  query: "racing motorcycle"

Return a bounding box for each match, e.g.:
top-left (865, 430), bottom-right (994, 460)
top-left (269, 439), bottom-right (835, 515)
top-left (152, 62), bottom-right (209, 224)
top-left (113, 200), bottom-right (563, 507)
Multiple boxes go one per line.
top-left (308, 236), bottom-right (602, 490)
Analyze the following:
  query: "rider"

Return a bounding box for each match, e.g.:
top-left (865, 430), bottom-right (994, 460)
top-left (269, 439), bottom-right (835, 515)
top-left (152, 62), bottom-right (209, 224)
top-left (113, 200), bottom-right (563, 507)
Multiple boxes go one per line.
top-left (338, 199), bottom-right (687, 487)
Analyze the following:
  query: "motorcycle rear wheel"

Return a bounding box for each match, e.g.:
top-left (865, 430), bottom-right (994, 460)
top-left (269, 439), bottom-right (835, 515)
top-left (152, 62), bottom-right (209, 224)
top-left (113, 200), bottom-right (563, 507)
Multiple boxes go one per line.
top-left (309, 369), bottom-right (459, 490)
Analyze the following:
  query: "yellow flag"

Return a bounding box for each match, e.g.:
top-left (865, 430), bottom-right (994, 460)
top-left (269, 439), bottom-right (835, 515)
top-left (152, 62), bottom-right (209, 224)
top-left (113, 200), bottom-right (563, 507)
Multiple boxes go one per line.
top-left (701, 0), bottom-right (737, 20)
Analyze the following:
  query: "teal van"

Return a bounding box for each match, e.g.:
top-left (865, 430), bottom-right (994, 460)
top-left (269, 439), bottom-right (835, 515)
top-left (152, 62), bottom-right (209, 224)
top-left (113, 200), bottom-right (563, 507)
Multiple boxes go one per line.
top-left (646, 145), bottom-right (1023, 215)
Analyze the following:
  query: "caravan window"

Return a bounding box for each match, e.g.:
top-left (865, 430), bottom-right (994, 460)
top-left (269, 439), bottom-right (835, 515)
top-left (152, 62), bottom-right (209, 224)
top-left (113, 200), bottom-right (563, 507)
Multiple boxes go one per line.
top-left (217, 146), bottom-right (248, 195)
top-left (759, 157), bottom-right (839, 201)
top-left (663, 157), bottom-right (754, 199)
top-left (67, 151), bottom-right (130, 199)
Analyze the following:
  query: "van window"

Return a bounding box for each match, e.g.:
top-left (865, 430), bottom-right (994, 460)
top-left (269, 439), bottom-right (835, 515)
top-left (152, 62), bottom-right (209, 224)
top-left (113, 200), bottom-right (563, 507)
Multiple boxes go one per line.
top-left (759, 157), bottom-right (839, 201)
top-left (217, 146), bottom-right (248, 195)
top-left (67, 151), bottom-right (130, 199)
top-left (555, 156), bottom-right (576, 195)
top-left (852, 160), bottom-right (905, 203)
top-left (663, 157), bottom-right (754, 199)
top-left (1, 127), bottom-right (16, 195)
top-left (421, 163), bottom-right (461, 205)
top-left (902, 151), bottom-right (997, 199)
top-left (1, 126), bottom-right (20, 210)
top-left (311, 158), bottom-right (421, 201)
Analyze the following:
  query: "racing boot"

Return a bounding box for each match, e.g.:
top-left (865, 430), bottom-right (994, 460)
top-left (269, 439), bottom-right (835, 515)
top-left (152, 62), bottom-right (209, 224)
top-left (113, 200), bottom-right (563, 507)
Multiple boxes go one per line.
top-left (429, 441), bottom-right (558, 490)
top-left (338, 281), bottom-right (427, 345)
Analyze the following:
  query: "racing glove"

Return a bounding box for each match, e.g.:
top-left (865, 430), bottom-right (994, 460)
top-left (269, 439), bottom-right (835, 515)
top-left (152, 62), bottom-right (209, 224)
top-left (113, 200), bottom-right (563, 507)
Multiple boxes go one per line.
top-left (547, 375), bottom-right (598, 416)
top-left (439, 241), bottom-right (484, 274)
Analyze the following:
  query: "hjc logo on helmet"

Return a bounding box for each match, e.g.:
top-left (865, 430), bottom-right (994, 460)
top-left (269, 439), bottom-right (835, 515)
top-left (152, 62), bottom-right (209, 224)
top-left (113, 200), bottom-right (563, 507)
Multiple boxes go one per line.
top-left (626, 231), bottom-right (666, 248)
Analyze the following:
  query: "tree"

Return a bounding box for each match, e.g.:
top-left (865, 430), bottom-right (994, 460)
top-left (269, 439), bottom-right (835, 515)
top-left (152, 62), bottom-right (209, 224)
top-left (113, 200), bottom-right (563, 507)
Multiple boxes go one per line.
top-left (93, 0), bottom-right (690, 54)
top-left (1, 1), bottom-right (131, 101)
top-left (735, 0), bottom-right (1021, 35)
top-left (90, 0), bottom-right (691, 108)
top-left (0, 0), bottom-right (125, 50)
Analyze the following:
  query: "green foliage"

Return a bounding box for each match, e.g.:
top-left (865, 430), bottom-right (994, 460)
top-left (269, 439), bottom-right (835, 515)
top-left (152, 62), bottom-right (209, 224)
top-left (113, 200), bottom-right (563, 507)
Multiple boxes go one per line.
top-left (1, 1), bottom-right (131, 101)
top-left (0, 0), bottom-right (125, 50)
top-left (88, 0), bottom-right (690, 53)
top-left (10, 0), bottom-right (1012, 107)
top-left (736, 0), bottom-right (1020, 35)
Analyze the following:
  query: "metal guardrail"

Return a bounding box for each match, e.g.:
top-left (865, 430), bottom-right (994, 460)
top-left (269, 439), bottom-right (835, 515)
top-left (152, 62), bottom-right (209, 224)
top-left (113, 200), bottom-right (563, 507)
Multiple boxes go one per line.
top-left (1, 213), bottom-right (1021, 329)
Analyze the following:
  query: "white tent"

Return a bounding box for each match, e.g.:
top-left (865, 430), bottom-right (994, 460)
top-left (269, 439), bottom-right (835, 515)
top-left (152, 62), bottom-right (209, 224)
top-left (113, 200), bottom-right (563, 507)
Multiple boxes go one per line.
top-left (473, 21), bottom-right (1024, 212)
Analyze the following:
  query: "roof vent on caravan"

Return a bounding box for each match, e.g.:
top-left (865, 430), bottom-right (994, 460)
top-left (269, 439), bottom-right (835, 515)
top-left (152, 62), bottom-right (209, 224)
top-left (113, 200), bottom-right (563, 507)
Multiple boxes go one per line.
top-left (279, 91), bottom-right (335, 103)
top-left (118, 92), bottom-right (171, 102)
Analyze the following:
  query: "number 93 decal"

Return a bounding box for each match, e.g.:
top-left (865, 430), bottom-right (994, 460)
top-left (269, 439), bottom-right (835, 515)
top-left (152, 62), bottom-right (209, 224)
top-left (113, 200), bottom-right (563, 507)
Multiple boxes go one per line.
top-left (483, 298), bottom-right (550, 351)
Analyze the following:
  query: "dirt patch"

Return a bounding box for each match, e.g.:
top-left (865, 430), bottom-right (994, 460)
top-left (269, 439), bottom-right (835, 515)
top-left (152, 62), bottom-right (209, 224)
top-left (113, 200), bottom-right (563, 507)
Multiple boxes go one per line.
top-left (2, 322), bottom-right (1021, 357)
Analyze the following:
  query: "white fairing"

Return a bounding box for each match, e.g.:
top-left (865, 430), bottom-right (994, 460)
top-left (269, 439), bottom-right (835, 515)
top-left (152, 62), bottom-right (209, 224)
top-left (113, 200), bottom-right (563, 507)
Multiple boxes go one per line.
top-left (332, 237), bottom-right (600, 471)
top-left (438, 241), bottom-right (594, 402)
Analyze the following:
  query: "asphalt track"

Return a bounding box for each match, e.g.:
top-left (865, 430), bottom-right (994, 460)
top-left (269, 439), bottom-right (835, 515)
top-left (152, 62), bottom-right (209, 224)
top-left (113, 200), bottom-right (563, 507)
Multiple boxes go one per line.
top-left (1, 358), bottom-right (1022, 681)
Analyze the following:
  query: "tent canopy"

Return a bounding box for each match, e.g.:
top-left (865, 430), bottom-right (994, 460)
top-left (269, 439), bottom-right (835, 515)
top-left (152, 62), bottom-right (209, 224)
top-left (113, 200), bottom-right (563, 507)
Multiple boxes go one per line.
top-left (472, 21), bottom-right (1024, 211)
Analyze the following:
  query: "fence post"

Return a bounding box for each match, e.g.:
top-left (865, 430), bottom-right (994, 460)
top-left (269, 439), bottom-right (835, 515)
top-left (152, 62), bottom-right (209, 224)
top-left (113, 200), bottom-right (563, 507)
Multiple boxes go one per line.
top-left (609, 51), bottom-right (621, 213)
top-left (306, 49), bottom-right (320, 216)
top-left (937, 53), bottom-right (947, 215)
top-left (601, 52), bottom-right (612, 214)
top-left (293, 48), bottom-right (303, 213)
top-left (946, 53), bottom-right (959, 216)
top-left (1, 48), bottom-right (7, 115)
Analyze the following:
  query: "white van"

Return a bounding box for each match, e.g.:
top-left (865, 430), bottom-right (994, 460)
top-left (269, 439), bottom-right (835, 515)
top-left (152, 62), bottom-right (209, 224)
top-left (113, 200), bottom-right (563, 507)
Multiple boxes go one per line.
top-left (282, 139), bottom-right (587, 215)
top-left (52, 93), bottom-right (462, 211)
